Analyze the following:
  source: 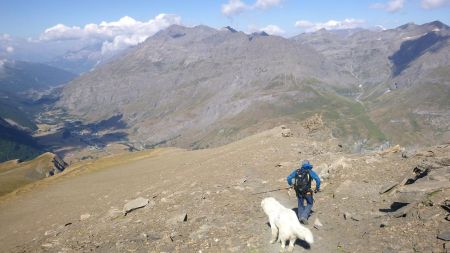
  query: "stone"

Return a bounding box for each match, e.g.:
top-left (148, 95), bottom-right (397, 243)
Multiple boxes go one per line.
top-left (239, 177), bottom-right (248, 184)
top-left (351, 214), bottom-right (361, 221)
top-left (123, 197), bottom-right (149, 215)
top-left (41, 243), bottom-right (53, 248)
top-left (437, 231), bottom-right (450, 241)
top-left (281, 128), bottom-right (293, 137)
top-left (379, 182), bottom-right (398, 194)
top-left (80, 213), bottom-right (91, 221)
top-left (276, 162), bottom-right (290, 167)
top-left (167, 212), bottom-right (188, 225)
top-left (396, 181), bottom-right (450, 203)
top-left (343, 212), bottom-right (351, 220)
top-left (380, 220), bottom-right (389, 228)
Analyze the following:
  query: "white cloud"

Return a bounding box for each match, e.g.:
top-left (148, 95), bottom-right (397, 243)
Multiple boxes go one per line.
top-left (295, 19), bottom-right (366, 32)
top-left (386, 0), bottom-right (405, 11)
top-left (259, 25), bottom-right (285, 35)
top-left (221, 0), bottom-right (282, 16)
top-left (254, 0), bottom-right (282, 9)
top-left (40, 14), bottom-right (181, 54)
top-left (6, 46), bottom-right (14, 53)
top-left (294, 20), bottom-right (315, 29)
top-left (370, 0), bottom-right (405, 12)
top-left (1, 34), bottom-right (11, 41)
top-left (247, 24), bottom-right (285, 36)
top-left (222, 0), bottom-right (249, 16)
top-left (421, 0), bottom-right (450, 8)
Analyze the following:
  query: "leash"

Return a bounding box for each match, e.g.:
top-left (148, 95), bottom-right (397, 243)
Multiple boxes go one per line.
top-left (251, 186), bottom-right (292, 195)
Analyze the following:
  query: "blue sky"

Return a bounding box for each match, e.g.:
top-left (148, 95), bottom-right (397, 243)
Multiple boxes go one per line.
top-left (1, 0), bottom-right (450, 38)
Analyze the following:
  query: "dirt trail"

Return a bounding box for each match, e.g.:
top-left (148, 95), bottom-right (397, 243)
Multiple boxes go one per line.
top-left (0, 125), bottom-right (448, 253)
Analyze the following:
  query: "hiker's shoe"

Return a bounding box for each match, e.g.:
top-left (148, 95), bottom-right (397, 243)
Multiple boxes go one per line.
top-left (300, 219), bottom-right (308, 225)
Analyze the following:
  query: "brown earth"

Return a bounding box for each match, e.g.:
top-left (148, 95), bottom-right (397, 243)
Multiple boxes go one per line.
top-left (0, 125), bottom-right (449, 253)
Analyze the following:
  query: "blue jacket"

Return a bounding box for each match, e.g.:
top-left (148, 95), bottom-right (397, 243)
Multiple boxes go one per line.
top-left (287, 166), bottom-right (321, 190)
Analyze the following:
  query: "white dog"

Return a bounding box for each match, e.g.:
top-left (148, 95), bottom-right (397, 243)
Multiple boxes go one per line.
top-left (261, 197), bottom-right (314, 252)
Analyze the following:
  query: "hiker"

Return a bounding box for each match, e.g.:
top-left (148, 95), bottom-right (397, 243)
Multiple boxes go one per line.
top-left (287, 160), bottom-right (321, 224)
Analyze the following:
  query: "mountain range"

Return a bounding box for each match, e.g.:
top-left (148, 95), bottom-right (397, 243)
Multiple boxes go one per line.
top-left (56, 21), bottom-right (450, 151)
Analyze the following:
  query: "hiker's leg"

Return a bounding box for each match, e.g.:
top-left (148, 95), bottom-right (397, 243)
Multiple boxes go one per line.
top-left (297, 196), bottom-right (304, 219)
top-left (302, 194), bottom-right (314, 220)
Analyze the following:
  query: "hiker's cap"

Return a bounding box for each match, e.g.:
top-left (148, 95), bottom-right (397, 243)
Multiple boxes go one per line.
top-left (301, 160), bottom-right (313, 169)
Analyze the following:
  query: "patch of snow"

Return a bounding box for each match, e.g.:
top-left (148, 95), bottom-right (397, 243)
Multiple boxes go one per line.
top-left (402, 33), bottom-right (426, 41)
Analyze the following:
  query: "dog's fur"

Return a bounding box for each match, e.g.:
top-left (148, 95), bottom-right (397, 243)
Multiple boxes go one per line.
top-left (261, 197), bottom-right (314, 252)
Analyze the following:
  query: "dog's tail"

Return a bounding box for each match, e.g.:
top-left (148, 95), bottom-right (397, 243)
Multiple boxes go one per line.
top-left (294, 224), bottom-right (314, 244)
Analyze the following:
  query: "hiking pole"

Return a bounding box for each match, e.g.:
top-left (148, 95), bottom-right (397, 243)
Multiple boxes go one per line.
top-left (252, 186), bottom-right (292, 195)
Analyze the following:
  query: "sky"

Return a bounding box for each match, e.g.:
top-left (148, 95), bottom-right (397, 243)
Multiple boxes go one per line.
top-left (1, 0), bottom-right (450, 38)
top-left (1, 0), bottom-right (449, 61)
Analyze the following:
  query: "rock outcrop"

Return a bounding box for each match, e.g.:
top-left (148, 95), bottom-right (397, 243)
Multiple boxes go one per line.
top-left (0, 152), bottom-right (67, 196)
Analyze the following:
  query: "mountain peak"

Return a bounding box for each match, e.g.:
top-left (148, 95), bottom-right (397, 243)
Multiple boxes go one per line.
top-left (251, 31), bottom-right (269, 36)
top-left (396, 22), bottom-right (417, 30)
top-left (422, 20), bottom-right (449, 30)
top-left (223, 26), bottom-right (238, 33)
top-left (154, 24), bottom-right (218, 39)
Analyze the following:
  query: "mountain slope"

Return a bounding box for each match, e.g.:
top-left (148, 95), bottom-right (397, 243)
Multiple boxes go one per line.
top-left (0, 117), bottom-right (43, 163)
top-left (0, 152), bottom-right (66, 196)
top-left (57, 22), bottom-right (449, 150)
top-left (0, 59), bottom-right (76, 94)
top-left (0, 125), bottom-right (448, 252)
top-left (58, 25), bottom-right (374, 149)
top-left (293, 21), bottom-right (450, 146)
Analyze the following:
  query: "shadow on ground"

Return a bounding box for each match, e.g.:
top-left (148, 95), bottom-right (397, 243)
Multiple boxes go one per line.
top-left (36, 114), bottom-right (130, 157)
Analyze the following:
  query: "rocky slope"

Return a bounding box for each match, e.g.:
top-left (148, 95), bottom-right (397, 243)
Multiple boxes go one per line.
top-left (294, 21), bottom-right (450, 146)
top-left (0, 122), bottom-right (448, 252)
top-left (56, 22), bottom-right (450, 151)
top-left (57, 25), bottom-right (371, 150)
top-left (0, 152), bottom-right (67, 196)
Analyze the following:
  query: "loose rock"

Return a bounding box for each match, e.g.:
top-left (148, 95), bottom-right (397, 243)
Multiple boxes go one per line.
top-left (351, 215), bottom-right (361, 221)
top-left (80, 213), bottom-right (91, 221)
top-left (123, 197), bottom-right (149, 215)
top-left (167, 212), bottom-right (188, 225)
top-left (281, 128), bottom-right (293, 137)
top-left (437, 231), bottom-right (450, 241)
top-left (379, 182), bottom-right (398, 194)
top-left (344, 212), bottom-right (351, 220)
